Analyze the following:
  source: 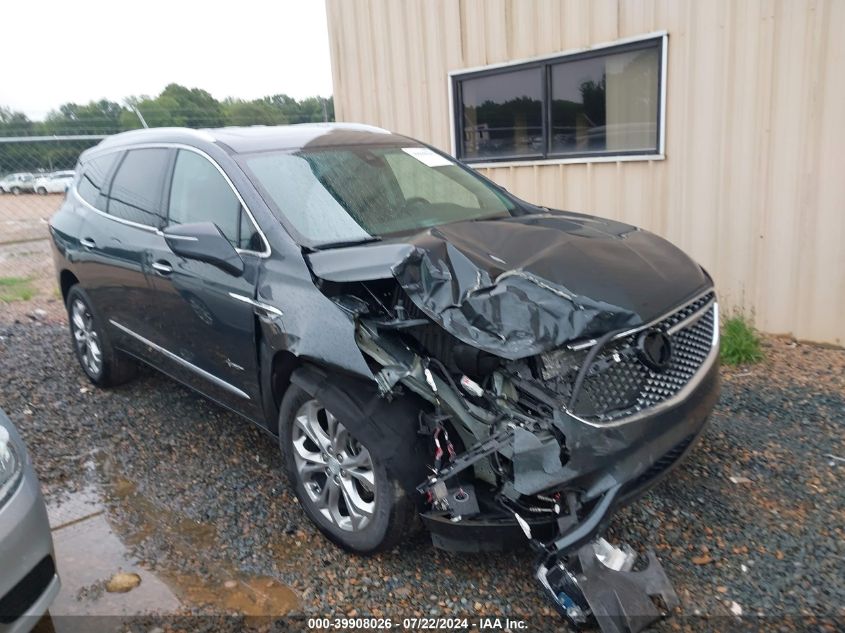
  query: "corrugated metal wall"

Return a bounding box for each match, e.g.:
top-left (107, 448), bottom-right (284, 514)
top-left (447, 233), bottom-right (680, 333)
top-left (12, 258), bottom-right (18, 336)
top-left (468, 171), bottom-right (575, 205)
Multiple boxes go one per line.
top-left (326, 0), bottom-right (845, 346)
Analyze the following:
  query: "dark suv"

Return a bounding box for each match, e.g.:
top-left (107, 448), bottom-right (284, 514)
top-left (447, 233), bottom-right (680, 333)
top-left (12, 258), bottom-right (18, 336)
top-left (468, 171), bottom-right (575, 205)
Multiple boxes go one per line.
top-left (50, 124), bottom-right (719, 630)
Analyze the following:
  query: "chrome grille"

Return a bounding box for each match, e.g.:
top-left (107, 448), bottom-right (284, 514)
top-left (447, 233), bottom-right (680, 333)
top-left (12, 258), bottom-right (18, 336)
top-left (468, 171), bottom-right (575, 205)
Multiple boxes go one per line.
top-left (543, 292), bottom-right (717, 424)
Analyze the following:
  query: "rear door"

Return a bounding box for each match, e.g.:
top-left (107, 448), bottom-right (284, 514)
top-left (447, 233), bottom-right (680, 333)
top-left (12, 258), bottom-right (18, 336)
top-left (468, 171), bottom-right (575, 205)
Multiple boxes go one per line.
top-left (74, 148), bottom-right (171, 353)
top-left (145, 148), bottom-right (265, 417)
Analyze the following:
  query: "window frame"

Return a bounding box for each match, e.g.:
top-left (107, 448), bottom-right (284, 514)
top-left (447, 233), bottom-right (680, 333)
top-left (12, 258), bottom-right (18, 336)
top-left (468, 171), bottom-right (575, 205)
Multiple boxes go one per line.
top-left (449, 31), bottom-right (667, 167)
top-left (71, 143), bottom-right (270, 257)
top-left (162, 147), bottom-right (268, 257)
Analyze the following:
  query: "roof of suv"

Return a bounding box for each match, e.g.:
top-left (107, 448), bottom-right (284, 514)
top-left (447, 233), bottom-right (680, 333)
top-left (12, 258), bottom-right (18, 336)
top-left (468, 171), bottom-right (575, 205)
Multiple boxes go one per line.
top-left (95, 122), bottom-right (413, 155)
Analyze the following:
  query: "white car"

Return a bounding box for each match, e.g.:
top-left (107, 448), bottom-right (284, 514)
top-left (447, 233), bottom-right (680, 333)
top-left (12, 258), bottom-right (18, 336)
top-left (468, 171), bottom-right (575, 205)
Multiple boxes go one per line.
top-left (33, 171), bottom-right (74, 195)
top-left (0, 173), bottom-right (36, 195)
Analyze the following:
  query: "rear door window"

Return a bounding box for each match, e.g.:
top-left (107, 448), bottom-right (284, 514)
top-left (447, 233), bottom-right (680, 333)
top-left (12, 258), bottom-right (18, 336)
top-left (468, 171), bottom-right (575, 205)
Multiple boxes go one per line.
top-left (168, 149), bottom-right (263, 251)
top-left (77, 153), bottom-right (119, 211)
top-left (106, 148), bottom-right (169, 227)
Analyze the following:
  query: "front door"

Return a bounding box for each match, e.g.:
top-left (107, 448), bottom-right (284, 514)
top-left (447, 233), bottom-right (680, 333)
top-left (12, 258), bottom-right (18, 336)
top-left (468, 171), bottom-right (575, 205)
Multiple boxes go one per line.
top-left (144, 148), bottom-right (265, 418)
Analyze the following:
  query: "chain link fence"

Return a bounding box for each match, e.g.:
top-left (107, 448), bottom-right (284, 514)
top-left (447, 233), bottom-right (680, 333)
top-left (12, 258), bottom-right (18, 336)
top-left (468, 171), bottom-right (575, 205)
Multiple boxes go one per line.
top-left (0, 136), bottom-right (104, 300)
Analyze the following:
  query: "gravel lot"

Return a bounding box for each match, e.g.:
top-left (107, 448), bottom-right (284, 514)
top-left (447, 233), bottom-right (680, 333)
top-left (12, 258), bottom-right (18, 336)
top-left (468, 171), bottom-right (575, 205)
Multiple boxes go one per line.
top-left (0, 304), bottom-right (843, 631)
top-left (0, 193), bottom-right (61, 244)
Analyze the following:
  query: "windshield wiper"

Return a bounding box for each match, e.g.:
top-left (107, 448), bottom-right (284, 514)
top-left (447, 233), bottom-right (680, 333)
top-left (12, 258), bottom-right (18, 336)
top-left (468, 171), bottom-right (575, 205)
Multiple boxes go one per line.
top-left (312, 236), bottom-right (382, 250)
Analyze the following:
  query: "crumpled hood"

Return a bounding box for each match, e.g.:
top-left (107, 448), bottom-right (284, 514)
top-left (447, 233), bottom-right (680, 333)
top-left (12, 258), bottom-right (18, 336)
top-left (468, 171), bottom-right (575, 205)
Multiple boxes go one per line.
top-left (307, 212), bottom-right (711, 359)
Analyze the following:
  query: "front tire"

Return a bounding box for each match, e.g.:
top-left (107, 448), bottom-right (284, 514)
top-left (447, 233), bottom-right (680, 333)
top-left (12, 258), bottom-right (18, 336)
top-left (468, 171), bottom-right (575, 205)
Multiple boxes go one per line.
top-left (278, 383), bottom-right (414, 553)
top-left (36, 187), bottom-right (47, 195)
top-left (66, 286), bottom-right (137, 387)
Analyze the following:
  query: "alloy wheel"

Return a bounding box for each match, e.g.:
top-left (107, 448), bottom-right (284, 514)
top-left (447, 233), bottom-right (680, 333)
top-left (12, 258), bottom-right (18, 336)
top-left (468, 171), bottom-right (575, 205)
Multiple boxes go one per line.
top-left (291, 399), bottom-right (376, 532)
top-left (70, 299), bottom-right (103, 377)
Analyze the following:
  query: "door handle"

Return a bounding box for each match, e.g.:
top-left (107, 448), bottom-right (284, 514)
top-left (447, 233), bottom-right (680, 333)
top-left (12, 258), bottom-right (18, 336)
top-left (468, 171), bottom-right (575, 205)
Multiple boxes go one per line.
top-left (152, 260), bottom-right (173, 276)
top-left (80, 237), bottom-right (96, 249)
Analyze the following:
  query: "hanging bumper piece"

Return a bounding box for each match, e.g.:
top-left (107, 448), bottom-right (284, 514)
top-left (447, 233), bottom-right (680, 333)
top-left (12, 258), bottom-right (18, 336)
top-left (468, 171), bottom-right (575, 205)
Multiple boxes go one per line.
top-left (536, 535), bottom-right (679, 633)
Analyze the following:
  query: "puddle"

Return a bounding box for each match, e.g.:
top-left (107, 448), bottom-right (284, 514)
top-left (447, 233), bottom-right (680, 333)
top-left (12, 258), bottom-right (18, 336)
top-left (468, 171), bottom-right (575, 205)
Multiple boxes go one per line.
top-left (100, 472), bottom-right (218, 550)
top-left (49, 511), bottom-right (181, 617)
top-left (172, 575), bottom-right (298, 617)
top-left (45, 458), bottom-right (298, 621)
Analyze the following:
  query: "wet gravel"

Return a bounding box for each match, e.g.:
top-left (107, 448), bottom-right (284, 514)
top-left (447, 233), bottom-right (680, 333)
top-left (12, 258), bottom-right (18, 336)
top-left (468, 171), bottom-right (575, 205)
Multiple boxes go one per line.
top-left (1, 317), bottom-right (843, 632)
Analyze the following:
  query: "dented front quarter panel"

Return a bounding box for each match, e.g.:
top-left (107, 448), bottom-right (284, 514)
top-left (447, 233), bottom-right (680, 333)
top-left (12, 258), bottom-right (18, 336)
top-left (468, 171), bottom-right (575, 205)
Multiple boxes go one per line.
top-left (255, 248), bottom-right (374, 380)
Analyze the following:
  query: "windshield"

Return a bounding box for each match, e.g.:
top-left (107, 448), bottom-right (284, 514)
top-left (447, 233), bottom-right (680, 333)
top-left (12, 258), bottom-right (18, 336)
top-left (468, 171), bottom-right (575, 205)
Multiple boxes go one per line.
top-left (241, 145), bottom-right (516, 247)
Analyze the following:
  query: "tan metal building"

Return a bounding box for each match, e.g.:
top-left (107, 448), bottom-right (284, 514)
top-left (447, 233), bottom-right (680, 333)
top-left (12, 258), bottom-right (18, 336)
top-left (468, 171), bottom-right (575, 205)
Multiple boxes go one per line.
top-left (325, 0), bottom-right (845, 346)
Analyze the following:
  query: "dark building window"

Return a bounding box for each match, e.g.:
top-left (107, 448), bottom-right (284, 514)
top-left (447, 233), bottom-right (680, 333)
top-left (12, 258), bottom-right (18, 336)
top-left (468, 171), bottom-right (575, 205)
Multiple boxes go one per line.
top-left (458, 67), bottom-right (543, 160)
top-left (453, 36), bottom-right (664, 163)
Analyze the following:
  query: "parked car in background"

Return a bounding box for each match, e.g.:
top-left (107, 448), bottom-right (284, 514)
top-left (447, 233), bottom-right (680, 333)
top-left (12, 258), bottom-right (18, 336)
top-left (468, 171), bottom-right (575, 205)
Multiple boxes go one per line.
top-left (0, 173), bottom-right (36, 195)
top-left (0, 409), bottom-right (60, 632)
top-left (33, 171), bottom-right (75, 195)
top-left (50, 124), bottom-right (718, 632)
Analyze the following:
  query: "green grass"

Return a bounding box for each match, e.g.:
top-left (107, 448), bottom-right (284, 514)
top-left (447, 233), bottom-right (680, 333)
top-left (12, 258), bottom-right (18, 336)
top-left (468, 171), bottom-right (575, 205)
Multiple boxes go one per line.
top-left (721, 315), bottom-right (764, 365)
top-left (0, 276), bottom-right (36, 303)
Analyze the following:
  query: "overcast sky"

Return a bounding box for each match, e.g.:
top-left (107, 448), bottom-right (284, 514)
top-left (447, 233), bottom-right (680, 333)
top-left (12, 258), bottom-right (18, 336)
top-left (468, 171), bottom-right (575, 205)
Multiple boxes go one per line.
top-left (0, 0), bottom-right (334, 119)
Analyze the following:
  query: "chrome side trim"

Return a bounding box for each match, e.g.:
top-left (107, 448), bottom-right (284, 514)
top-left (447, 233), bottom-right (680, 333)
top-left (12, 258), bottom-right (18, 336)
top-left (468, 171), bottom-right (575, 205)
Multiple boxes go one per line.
top-left (162, 233), bottom-right (198, 242)
top-left (711, 302), bottom-right (720, 348)
top-left (228, 292), bottom-right (284, 317)
top-left (74, 141), bottom-right (272, 258)
top-left (108, 319), bottom-right (250, 400)
top-left (563, 303), bottom-right (719, 428)
top-left (72, 187), bottom-right (159, 234)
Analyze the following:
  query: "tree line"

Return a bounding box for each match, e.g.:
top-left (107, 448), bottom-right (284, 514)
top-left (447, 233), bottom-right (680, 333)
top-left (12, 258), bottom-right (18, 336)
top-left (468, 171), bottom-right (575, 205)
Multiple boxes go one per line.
top-left (0, 84), bottom-right (334, 173)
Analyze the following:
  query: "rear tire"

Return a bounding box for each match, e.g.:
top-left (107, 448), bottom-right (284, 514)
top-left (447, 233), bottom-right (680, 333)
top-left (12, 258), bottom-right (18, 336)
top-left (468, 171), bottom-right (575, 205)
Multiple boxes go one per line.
top-left (278, 383), bottom-right (414, 554)
top-left (11, 186), bottom-right (21, 195)
top-left (36, 187), bottom-right (47, 195)
top-left (66, 286), bottom-right (137, 387)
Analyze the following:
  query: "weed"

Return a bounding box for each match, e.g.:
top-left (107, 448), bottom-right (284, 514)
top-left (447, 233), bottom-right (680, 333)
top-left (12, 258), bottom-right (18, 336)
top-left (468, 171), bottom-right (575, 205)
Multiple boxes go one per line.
top-left (0, 276), bottom-right (36, 303)
top-left (721, 314), bottom-right (764, 365)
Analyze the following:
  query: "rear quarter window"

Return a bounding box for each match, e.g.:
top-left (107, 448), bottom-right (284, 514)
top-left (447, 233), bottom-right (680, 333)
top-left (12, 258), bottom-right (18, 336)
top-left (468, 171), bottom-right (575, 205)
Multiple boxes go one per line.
top-left (77, 153), bottom-right (119, 211)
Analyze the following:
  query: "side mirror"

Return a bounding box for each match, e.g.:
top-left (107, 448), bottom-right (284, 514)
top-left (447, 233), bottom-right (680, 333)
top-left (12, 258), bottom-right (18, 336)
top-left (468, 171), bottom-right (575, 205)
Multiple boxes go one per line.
top-left (163, 222), bottom-right (244, 277)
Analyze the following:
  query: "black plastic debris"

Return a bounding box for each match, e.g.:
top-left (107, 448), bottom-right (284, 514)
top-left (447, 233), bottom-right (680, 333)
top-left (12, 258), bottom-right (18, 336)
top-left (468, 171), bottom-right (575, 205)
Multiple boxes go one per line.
top-left (537, 539), bottom-right (679, 633)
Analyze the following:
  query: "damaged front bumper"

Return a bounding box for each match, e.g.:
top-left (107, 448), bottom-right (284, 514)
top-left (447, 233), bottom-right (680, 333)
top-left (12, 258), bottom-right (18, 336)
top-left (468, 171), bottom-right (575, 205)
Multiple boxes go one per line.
top-left (536, 537), bottom-right (680, 633)
top-left (420, 354), bottom-right (718, 553)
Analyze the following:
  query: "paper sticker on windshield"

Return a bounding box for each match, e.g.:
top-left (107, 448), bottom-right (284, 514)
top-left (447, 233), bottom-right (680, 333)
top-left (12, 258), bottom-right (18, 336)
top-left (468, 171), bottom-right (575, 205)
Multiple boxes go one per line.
top-left (402, 147), bottom-right (452, 167)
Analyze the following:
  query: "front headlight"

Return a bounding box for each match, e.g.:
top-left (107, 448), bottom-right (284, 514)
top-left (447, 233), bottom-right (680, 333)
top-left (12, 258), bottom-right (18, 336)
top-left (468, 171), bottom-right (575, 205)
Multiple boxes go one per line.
top-left (0, 426), bottom-right (23, 505)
